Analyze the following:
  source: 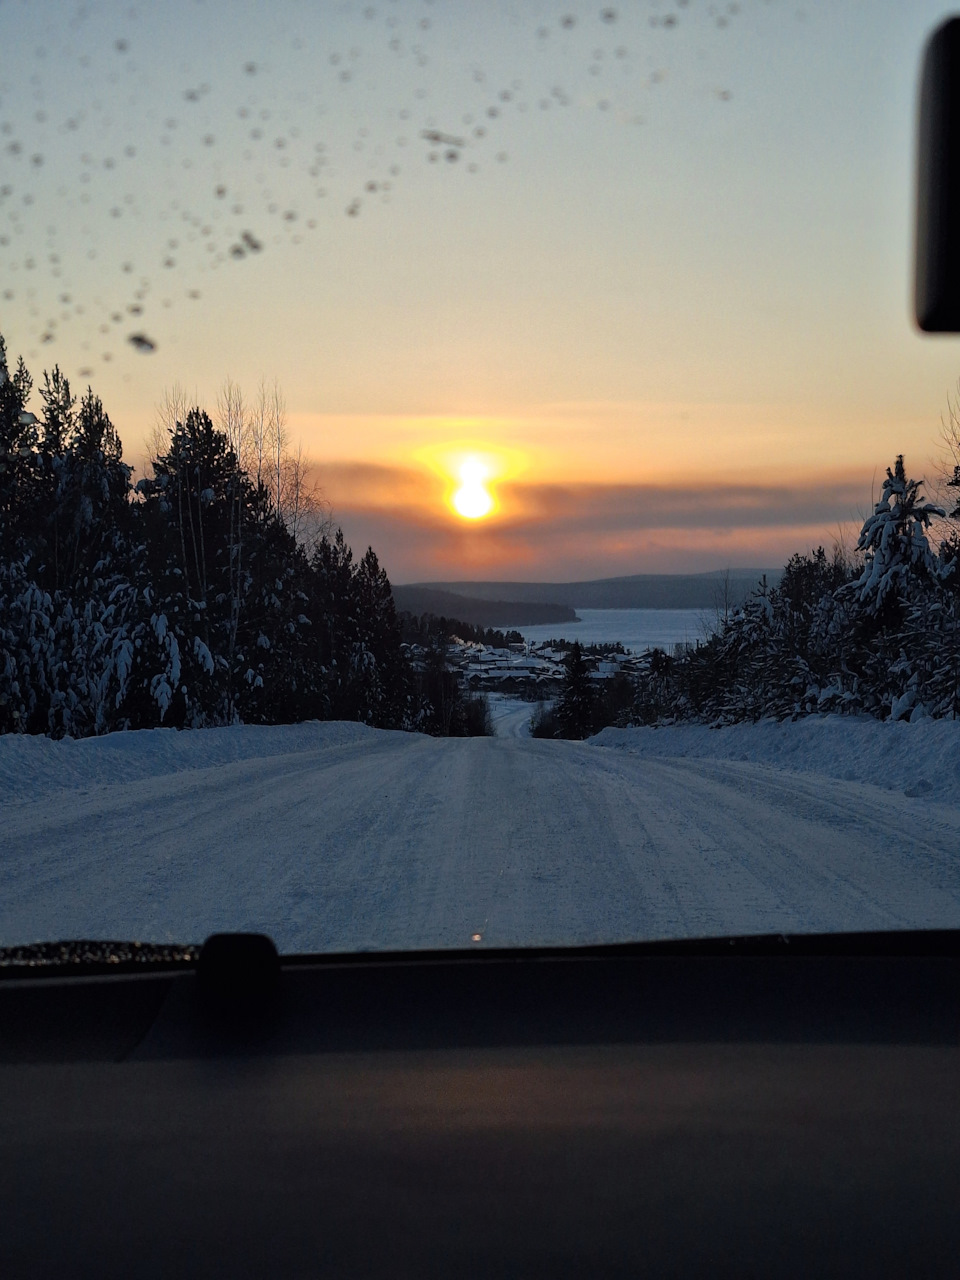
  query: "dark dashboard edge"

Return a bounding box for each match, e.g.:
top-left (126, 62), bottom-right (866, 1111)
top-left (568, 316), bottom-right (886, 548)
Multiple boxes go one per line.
top-left (2, 927), bottom-right (960, 984)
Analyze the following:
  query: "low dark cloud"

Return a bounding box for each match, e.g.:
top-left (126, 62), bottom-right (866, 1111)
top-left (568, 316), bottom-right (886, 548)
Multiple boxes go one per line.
top-left (320, 461), bottom-right (869, 582)
top-left (494, 478), bottom-right (867, 533)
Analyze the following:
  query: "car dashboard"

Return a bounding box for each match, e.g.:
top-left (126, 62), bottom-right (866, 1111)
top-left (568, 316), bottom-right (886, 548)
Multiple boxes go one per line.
top-left (1, 930), bottom-right (958, 1277)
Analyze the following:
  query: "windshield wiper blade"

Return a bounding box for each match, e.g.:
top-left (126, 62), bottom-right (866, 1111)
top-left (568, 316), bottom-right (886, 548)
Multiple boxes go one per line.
top-left (0, 939), bottom-right (200, 976)
top-left (4, 929), bottom-right (960, 982)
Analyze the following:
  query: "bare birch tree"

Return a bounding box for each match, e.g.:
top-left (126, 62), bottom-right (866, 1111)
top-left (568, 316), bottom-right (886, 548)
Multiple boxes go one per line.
top-left (257, 378), bottom-right (329, 543)
top-left (269, 379), bottom-right (287, 524)
top-left (151, 383), bottom-right (191, 460)
top-left (216, 379), bottom-right (246, 462)
top-left (283, 439), bottom-right (331, 546)
top-left (160, 377), bottom-right (330, 547)
top-left (939, 381), bottom-right (960, 526)
top-left (216, 381), bottom-right (249, 718)
top-left (248, 379), bottom-right (269, 500)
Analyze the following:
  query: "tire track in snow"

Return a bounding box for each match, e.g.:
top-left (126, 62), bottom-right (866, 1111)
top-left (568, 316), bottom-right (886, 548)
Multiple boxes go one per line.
top-left (3, 730), bottom-right (960, 951)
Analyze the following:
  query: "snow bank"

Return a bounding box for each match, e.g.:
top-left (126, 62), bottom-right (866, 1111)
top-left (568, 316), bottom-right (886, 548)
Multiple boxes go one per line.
top-left (4, 713), bottom-right (959, 812)
top-left (592, 716), bottom-right (960, 808)
top-left (0, 721), bottom-right (384, 804)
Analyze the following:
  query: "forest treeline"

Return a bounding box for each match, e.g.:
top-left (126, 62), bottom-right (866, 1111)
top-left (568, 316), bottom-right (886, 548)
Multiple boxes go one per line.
top-left (5, 331), bottom-right (960, 743)
top-left (398, 612), bottom-right (523, 649)
top-left (543, 456), bottom-right (960, 738)
top-left (0, 336), bottom-right (486, 738)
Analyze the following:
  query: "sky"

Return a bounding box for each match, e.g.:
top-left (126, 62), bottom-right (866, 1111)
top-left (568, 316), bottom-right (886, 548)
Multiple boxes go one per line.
top-left (2, 0), bottom-right (959, 583)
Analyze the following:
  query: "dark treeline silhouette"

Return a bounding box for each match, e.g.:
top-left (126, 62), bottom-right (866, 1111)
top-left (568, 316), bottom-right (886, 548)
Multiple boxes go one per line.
top-left (410, 643), bottom-right (493, 739)
top-left (397, 613), bottom-right (500, 737)
top-left (0, 335), bottom-right (481, 738)
top-left (532, 638), bottom-right (627, 656)
top-left (398, 612), bottom-right (523, 650)
top-left (530, 641), bottom-right (634, 741)
top-left (538, 456), bottom-right (960, 738)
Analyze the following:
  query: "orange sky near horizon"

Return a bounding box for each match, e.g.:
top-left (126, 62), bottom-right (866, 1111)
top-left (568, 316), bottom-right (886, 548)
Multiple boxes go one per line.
top-left (113, 386), bottom-right (954, 582)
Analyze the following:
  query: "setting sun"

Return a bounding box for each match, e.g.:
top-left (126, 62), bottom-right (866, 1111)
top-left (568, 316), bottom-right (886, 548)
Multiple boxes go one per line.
top-left (412, 442), bottom-right (527, 526)
top-left (452, 458), bottom-right (494, 520)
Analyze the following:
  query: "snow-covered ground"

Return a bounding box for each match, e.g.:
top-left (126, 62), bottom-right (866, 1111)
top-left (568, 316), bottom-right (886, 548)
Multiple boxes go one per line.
top-left (2, 716), bottom-right (960, 953)
top-left (593, 716), bottom-right (960, 807)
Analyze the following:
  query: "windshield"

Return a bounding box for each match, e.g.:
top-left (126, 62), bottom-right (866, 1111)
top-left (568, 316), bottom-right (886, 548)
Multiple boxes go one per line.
top-left (2, 1), bottom-right (960, 957)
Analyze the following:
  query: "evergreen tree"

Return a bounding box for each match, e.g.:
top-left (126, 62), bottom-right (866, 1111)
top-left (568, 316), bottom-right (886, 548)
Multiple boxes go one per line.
top-left (35, 366), bottom-right (77, 593)
top-left (947, 465), bottom-right (960, 520)
top-left (306, 534), bottom-right (411, 729)
top-left (136, 406), bottom-right (311, 725)
top-left (556, 642), bottom-right (596, 739)
top-left (851, 455), bottom-right (944, 620)
top-left (0, 336), bottom-right (38, 557)
top-left (53, 387), bottom-right (131, 595)
top-left (417, 639), bottom-right (461, 735)
top-left (351, 546), bottom-right (410, 728)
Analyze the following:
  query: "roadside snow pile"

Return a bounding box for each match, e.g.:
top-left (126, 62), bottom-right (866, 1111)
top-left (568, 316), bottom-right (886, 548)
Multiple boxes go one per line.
top-left (592, 716), bottom-right (960, 807)
top-left (0, 721), bottom-right (384, 804)
top-left (4, 713), bottom-right (958, 812)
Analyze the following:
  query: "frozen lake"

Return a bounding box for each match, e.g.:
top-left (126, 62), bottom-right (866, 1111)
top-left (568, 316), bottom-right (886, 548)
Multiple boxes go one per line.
top-left (505, 608), bottom-right (709, 654)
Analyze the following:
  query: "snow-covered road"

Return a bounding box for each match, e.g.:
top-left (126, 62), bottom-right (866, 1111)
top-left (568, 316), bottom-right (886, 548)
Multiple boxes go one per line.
top-left (3, 721), bottom-right (960, 952)
top-left (487, 694), bottom-right (535, 738)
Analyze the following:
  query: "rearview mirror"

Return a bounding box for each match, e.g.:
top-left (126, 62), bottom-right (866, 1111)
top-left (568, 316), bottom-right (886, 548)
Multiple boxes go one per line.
top-left (916, 17), bottom-right (960, 331)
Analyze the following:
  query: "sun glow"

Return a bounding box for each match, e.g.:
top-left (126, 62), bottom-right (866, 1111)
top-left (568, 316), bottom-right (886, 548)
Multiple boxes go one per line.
top-left (411, 441), bottom-right (528, 523)
top-left (452, 458), bottom-right (494, 520)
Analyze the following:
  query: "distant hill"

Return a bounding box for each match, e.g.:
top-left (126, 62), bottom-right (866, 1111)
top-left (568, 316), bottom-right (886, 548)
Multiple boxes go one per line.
top-left (396, 570), bottom-right (776, 613)
top-left (391, 586), bottom-right (577, 629)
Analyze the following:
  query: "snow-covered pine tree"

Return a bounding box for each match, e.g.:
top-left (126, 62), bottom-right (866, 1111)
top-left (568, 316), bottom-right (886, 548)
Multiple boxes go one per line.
top-left (837, 457), bottom-right (945, 719)
top-left (556, 642), bottom-right (596, 739)
top-left (350, 546), bottom-right (410, 729)
top-left (947, 465), bottom-right (960, 520)
top-left (632, 646), bottom-right (677, 725)
top-left (54, 387), bottom-right (131, 596)
top-left (0, 336), bottom-right (39, 559)
top-left (0, 561), bottom-right (56, 734)
top-left (0, 330), bottom-right (418, 738)
top-left (35, 366), bottom-right (78, 594)
top-left (910, 533), bottom-right (960, 719)
top-left (137, 407), bottom-right (257, 724)
top-left (852, 456), bottom-right (944, 617)
top-left (307, 528), bottom-right (357, 721)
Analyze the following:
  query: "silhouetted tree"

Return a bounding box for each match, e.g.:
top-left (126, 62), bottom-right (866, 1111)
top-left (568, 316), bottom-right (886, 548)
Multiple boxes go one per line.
top-left (556, 643), bottom-right (596, 739)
